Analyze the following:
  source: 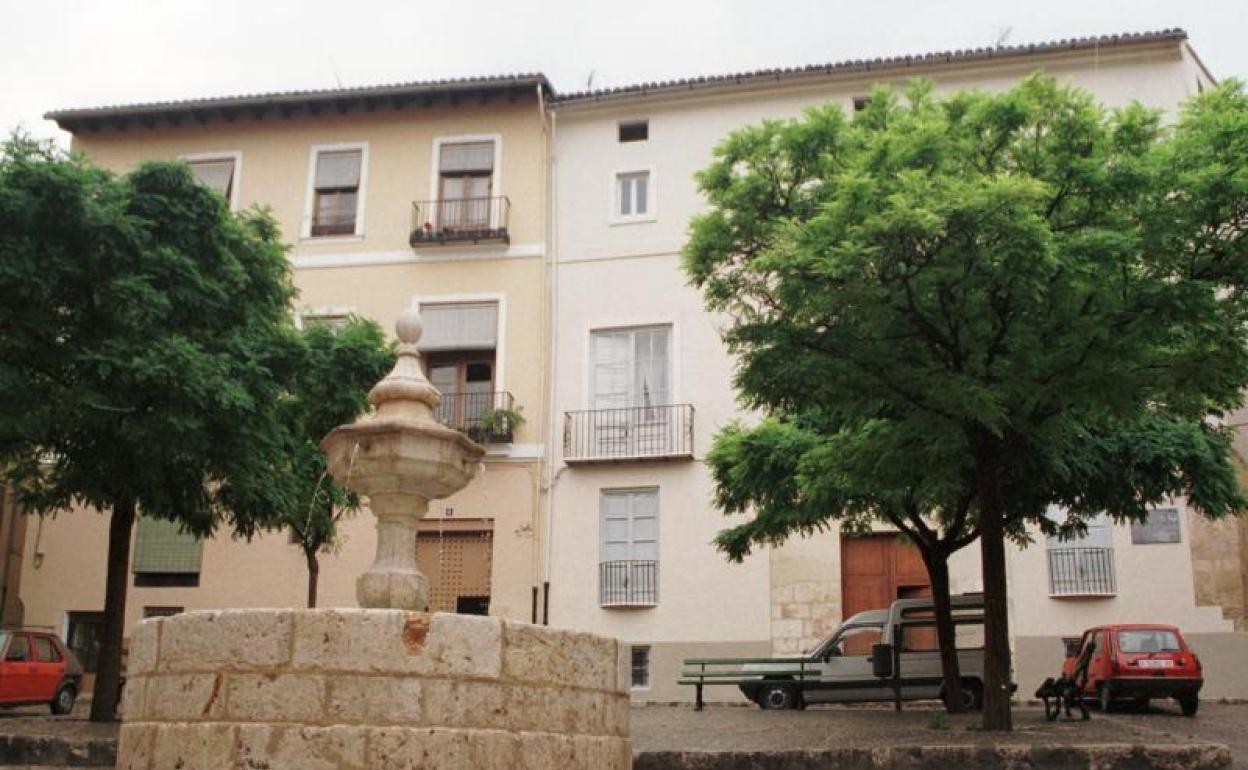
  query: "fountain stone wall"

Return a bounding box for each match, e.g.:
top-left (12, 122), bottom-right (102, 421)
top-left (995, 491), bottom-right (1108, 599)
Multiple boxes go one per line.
top-left (116, 609), bottom-right (630, 769)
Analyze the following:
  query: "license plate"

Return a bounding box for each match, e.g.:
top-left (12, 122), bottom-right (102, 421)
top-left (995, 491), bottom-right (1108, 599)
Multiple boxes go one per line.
top-left (1137, 659), bottom-right (1174, 669)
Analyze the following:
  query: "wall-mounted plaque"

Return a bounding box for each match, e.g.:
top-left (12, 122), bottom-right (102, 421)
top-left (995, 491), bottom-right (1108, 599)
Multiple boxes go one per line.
top-left (1130, 508), bottom-right (1182, 544)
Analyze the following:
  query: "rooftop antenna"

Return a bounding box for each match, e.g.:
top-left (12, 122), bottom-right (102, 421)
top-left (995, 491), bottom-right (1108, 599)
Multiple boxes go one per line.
top-left (329, 56), bottom-right (344, 88)
top-left (586, 69), bottom-right (596, 90)
top-left (994, 26), bottom-right (1014, 49)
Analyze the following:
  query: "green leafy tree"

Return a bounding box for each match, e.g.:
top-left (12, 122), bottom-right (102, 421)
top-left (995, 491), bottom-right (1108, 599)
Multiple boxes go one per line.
top-left (706, 416), bottom-right (982, 712)
top-left (684, 77), bottom-right (1248, 730)
top-left (0, 137), bottom-right (300, 721)
top-left (282, 318), bottom-right (394, 608)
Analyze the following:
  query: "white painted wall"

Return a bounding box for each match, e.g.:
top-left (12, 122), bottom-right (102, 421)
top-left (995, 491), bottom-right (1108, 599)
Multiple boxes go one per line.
top-left (548, 38), bottom-right (1224, 672)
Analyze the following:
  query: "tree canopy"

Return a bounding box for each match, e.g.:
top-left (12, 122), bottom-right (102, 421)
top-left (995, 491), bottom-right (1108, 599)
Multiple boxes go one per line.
top-left (281, 316), bottom-right (395, 608)
top-left (684, 76), bottom-right (1248, 730)
top-left (0, 136), bottom-right (301, 719)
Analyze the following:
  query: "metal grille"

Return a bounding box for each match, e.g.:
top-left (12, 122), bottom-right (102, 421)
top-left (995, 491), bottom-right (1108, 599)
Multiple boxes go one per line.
top-left (410, 196), bottom-right (510, 246)
top-left (416, 528), bottom-right (493, 614)
top-left (433, 391), bottom-right (516, 443)
top-left (1047, 547), bottom-right (1116, 596)
top-left (599, 560), bottom-right (659, 607)
top-left (565, 404), bottom-right (694, 462)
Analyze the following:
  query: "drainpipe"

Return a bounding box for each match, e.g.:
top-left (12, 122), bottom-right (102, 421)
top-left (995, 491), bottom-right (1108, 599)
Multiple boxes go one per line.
top-left (538, 88), bottom-right (561, 626)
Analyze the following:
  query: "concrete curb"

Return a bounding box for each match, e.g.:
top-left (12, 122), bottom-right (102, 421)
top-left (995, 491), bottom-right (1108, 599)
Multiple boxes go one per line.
top-left (0, 734), bottom-right (116, 767)
top-left (633, 743), bottom-right (1233, 770)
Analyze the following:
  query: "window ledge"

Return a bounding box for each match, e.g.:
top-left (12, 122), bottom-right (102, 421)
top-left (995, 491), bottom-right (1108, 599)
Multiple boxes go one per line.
top-left (300, 234), bottom-right (365, 244)
top-left (1048, 592), bottom-right (1117, 599)
top-left (608, 215), bottom-right (657, 227)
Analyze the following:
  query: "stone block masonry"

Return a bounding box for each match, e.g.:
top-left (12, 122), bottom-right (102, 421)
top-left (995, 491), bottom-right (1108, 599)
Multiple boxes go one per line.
top-left (116, 608), bottom-right (631, 770)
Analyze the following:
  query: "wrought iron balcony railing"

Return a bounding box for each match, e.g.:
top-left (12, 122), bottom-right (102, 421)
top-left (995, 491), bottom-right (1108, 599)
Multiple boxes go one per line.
top-left (434, 391), bottom-right (518, 444)
top-left (1047, 547), bottom-right (1117, 596)
top-left (563, 404), bottom-right (694, 463)
top-left (600, 560), bottom-right (658, 607)
top-left (410, 196), bottom-right (510, 246)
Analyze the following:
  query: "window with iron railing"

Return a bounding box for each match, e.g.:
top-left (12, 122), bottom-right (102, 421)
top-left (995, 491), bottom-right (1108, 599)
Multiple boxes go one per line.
top-left (568, 326), bottom-right (692, 461)
top-left (1045, 509), bottom-right (1116, 596)
top-left (600, 489), bottom-right (659, 607)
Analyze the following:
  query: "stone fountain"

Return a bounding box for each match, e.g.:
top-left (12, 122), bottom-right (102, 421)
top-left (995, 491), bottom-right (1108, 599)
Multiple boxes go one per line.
top-left (115, 306), bottom-right (630, 770)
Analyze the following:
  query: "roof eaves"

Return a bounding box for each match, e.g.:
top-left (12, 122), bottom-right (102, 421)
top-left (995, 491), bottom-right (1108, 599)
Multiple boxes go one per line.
top-left (554, 29), bottom-right (1189, 106)
top-left (45, 73), bottom-right (553, 131)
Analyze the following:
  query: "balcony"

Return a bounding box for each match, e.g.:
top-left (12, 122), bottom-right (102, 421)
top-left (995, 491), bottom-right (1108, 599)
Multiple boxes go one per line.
top-left (600, 560), bottom-right (658, 607)
top-left (564, 404), bottom-right (694, 463)
top-left (410, 196), bottom-right (510, 246)
top-left (1047, 547), bottom-right (1117, 597)
top-left (434, 391), bottom-right (519, 444)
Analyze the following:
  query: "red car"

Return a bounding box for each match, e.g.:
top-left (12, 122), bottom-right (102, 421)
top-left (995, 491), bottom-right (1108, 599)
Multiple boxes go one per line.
top-left (0, 629), bottom-right (83, 714)
top-left (1062, 624), bottom-right (1202, 716)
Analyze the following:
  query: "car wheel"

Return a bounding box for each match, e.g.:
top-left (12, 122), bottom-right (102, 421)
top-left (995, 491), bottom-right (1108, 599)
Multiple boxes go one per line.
top-left (960, 679), bottom-right (984, 711)
top-left (758, 682), bottom-right (798, 710)
top-left (1098, 684), bottom-right (1116, 713)
top-left (50, 684), bottom-right (76, 716)
top-left (1178, 694), bottom-right (1199, 717)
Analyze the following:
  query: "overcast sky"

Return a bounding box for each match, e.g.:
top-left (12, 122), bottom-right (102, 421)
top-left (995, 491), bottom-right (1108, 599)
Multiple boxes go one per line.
top-left (3, 0), bottom-right (1246, 145)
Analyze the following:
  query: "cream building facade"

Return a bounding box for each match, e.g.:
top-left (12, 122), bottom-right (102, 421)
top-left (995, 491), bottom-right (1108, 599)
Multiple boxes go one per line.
top-left (25, 76), bottom-right (554, 675)
top-left (546, 29), bottom-right (1248, 703)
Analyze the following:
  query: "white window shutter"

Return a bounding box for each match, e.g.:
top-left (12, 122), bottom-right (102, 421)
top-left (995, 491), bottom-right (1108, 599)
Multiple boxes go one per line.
top-left (188, 159), bottom-right (235, 196)
top-left (418, 302), bottom-right (498, 351)
top-left (439, 142), bottom-right (495, 173)
top-left (315, 150), bottom-right (362, 189)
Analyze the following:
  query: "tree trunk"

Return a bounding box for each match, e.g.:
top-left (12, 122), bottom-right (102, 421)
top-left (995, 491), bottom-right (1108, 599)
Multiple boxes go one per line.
top-left (90, 499), bottom-right (135, 722)
top-left (923, 552), bottom-right (966, 713)
top-left (305, 548), bottom-right (320, 609)
top-left (976, 467), bottom-right (1013, 731)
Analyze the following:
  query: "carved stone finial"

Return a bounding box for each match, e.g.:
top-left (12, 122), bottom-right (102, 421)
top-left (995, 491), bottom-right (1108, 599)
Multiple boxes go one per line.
top-left (395, 305), bottom-right (423, 346)
top-left (367, 306), bottom-right (440, 420)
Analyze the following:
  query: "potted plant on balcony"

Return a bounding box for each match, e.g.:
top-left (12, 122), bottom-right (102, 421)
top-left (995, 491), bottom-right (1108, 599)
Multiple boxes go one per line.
top-left (471, 405), bottom-right (525, 444)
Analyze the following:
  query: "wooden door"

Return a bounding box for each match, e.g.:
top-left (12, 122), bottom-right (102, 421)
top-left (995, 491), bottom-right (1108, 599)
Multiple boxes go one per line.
top-left (416, 522), bottom-right (493, 615)
top-left (840, 534), bottom-right (933, 652)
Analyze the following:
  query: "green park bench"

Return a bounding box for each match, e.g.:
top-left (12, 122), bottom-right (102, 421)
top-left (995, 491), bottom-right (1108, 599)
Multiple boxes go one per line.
top-left (679, 656), bottom-right (816, 711)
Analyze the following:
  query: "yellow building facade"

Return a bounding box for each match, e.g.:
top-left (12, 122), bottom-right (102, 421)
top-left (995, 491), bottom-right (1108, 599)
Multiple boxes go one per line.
top-left (23, 76), bottom-right (553, 670)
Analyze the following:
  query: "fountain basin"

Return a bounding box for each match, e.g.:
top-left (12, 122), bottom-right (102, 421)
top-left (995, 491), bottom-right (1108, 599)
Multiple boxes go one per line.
top-left (321, 420), bottom-right (484, 501)
top-left (116, 609), bottom-right (631, 770)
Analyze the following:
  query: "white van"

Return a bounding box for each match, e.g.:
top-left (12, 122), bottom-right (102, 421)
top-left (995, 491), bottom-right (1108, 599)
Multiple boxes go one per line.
top-left (734, 594), bottom-right (987, 710)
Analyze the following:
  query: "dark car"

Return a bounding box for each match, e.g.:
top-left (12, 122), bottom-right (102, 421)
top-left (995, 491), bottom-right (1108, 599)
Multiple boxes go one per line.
top-left (1062, 624), bottom-right (1203, 716)
top-left (0, 629), bottom-right (84, 714)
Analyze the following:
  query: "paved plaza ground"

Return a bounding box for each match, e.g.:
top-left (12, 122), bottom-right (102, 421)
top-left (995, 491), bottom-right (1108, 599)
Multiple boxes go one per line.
top-left (633, 702), bottom-right (1248, 766)
top-left (0, 700), bottom-right (1242, 767)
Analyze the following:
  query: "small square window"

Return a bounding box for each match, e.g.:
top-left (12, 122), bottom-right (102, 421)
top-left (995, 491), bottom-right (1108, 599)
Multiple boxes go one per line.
top-left (631, 645), bottom-right (650, 689)
top-left (619, 121), bottom-right (649, 143)
top-left (852, 96), bottom-right (869, 112)
top-left (615, 171), bottom-right (650, 218)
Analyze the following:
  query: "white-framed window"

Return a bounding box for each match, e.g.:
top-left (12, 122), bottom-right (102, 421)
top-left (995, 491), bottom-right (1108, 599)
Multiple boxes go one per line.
top-left (429, 135), bottom-right (503, 231)
top-left (610, 168), bottom-right (655, 224)
top-left (1045, 508), bottom-right (1116, 596)
top-left (630, 645), bottom-right (651, 689)
top-left (181, 152), bottom-right (241, 210)
top-left (302, 143), bottom-right (368, 239)
top-left (591, 326), bottom-right (671, 410)
top-left (600, 488), bottom-right (659, 607)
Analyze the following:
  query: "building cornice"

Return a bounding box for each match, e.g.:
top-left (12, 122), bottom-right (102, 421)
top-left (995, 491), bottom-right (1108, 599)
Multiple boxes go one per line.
top-left (45, 74), bottom-right (553, 134)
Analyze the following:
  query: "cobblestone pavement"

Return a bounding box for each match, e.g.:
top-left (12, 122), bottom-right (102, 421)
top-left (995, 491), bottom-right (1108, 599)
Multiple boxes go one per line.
top-left (631, 701), bottom-right (1247, 764)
